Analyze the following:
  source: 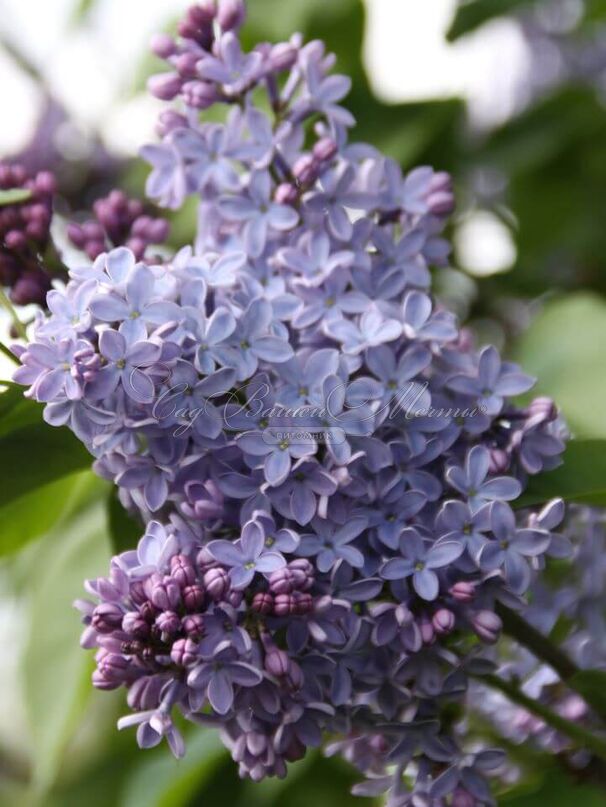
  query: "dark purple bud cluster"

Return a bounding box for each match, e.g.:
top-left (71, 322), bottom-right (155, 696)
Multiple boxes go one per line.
top-left (0, 161), bottom-right (56, 305)
top-left (67, 190), bottom-right (170, 261)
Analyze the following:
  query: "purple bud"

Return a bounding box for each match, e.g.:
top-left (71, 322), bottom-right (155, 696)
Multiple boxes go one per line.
top-left (274, 183), bottom-right (298, 205)
top-left (452, 789), bottom-right (476, 807)
top-left (98, 653), bottom-right (130, 684)
top-left (182, 584), bottom-right (205, 611)
top-left (269, 42), bottom-right (298, 71)
top-left (182, 613), bottom-right (205, 639)
top-left (150, 33), bottom-right (176, 59)
top-left (449, 581), bottom-right (475, 603)
top-left (122, 611), bottom-right (150, 639)
top-left (292, 154), bottom-right (317, 185)
top-left (170, 554), bottom-right (196, 587)
top-left (426, 172), bottom-right (455, 215)
top-left (150, 577), bottom-right (181, 610)
top-left (171, 637), bottom-right (199, 666)
top-left (265, 647), bottom-right (290, 677)
top-left (527, 396), bottom-right (557, 424)
top-left (251, 592), bottom-right (274, 614)
top-left (156, 110), bottom-right (188, 136)
top-left (155, 610), bottom-right (181, 636)
top-left (203, 566), bottom-right (229, 601)
top-left (312, 137), bottom-right (337, 163)
top-left (488, 448), bottom-right (510, 475)
top-left (91, 602), bottom-right (124, 633)
top-left (181, 80), bottom-right (218, 109)
top-left (420, 617), bottom-right (435, 645)
top-left (471, 610), bottom-right (502, 644)
top-left (148, 73), bottom-right (183, 101)
top-left (217, 0), bottom-right (246, 31)
top-left (432, 608), bottom-right (455, 635)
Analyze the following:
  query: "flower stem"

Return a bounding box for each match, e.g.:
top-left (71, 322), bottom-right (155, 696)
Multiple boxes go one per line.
top-left (478, 672), bottom-right (606, 764)
top-left (496, 604), bottom-right (579, 682)
top-left (0, 340), bottom-right (18, 364)
top-left (0, 287), bottom-right (27, 341)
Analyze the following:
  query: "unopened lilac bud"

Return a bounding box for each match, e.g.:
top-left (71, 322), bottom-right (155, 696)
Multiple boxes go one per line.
top-left (171, 637), bottom-right (199, 666)
top-left (151, 577), bottom-right (181, 610)
top-left (148, 72), bottom-right (183, 101)
top-left (156, 110), bottom-right (188, 136)
top-left (251, 592), bottom-right (274, 614)
top-left (269, 567), bottom-right (296, 595)
top-left (34, 170), bottom-right (56, 195)
top-left (182, 584), bottom-right (205, 611)
top-left (170, 554), bottom-right (196, 587)
top-left (98, 653), bottom-right (130, 684)
top-left (92, 669), bottom-right (120, 690)
top-left (269, 42), bottom-right (298, 71)
top-left (452, 788), bottom-right (476, 807)
top-left (275, 182), bottom-right (298, 205)
top-left (130, 581), bottom-right (147, 605)
top-left (92, 602), bottom-right (123, 633)
top-left (488, 448), bottom-right (510, 475)
top-left (203, 566), bottom-right (229, 601)
top-left (155, 610), bottom-right (181, 637)
top-left (217, 0), bottom-right (246, 31)
top-left (182, 79), bottom-right (218, 109)
top-left (265, 647), bottom-right (290, 677)
top-left (432, 608), bottom-right (455, 635)
top-left (226, 589), bottom-right (243, 608)
top-left (175, 52), bottom-right (200, 78)
top-left (5, 230), bottom-right (27, 250)
top-left (313, 137), bottom-right (337, 163)
top-left (527, 396), bottom-right (557, 424)
top-left (426, 172), bottom-right (455, 215)
top-left (420, 616), bottom-right (435, 645)
top-left (449, 581), bottom-right (475, 603)
top-left (288, 559), bottom-right (314, 591)
top-left (292, 154), bottom-right (317, 185)
top-left (150, 33), bottom-right (176, 59)
top-left (122, 611), bottom-right (150, 639)
top-left (471, 610), bottom-right (502, 644)
top-left (196, 546), bottom-right (215, 571)
top-left (182, 613), bottom-right (205, 639)
top-left (139, 600), bottom-right (157, 622)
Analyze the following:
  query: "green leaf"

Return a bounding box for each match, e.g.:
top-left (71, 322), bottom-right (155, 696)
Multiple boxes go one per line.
top-left (22, 487), bottom-right (111, 793)
top-left (0, 420), bottom-right (91, 507)
top-left (0, 188), bottom-right (32, 206)
top-left (0, 470), bottom-right (94, 556)
top-left (120, 728), bottom-right (227, 807)
top-left (568, 670), bottom-right (606, 721)
top-left (513, 293), bottom-right (606, 438)
top-left (107, 489), bottom-right (143, 553)
top-left (501, 767), bottom-right (605, 806)
top-left (519, 439), bottom-right (606, 508)
top-left (446, 0), bottom-right (535, 42)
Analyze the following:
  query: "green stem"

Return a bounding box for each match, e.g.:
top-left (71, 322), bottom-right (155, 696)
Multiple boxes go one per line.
top-left (497, 603), bottom-right (579, 682)
top-left (0, 340), bottom-right (18, 364)
top-left (0, 287), bottom-right (27, 341)
top-left (478, 673), bottom-right (606, 764)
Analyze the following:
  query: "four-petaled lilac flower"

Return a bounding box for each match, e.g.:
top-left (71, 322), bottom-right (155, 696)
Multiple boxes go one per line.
top-left (197, 32), bottom-right (263, 96)
top-left (278, 230), bottom-right (354, 287)
top-left (479, 502), bottom-right (551, 594)
top-left (446, 446), bottom-right (522, 512)
top-left (91, 263), bottom-right (180, 342)
top-left (435, 500), bottom-right (493, 559)
top-left (218, 170), bottom-right (298, 257)
top-left (298, 516), bottom-right (368, 572)
top-left (447, 345), bottom-right (535, 416)
top-left (380, 528), bottom-right (463, 601)
top-left (270, 458), bottom-right (338, 525)
top-left (187, 640), bottom-right (263, 714)
top-left (324, 305), bottom-right (403, 355)
top-left (401, 291), bottom-right (457, 343)
top-left (207, 518), bottom-right (286, 589)
top-left (85, 330), bottom-right (160, 403)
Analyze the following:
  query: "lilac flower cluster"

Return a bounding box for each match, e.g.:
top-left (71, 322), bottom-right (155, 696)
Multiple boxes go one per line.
top-left (0, 161), bottom-right (56, 305)
top-left (67, 190), bottom-right (170, 261)
top-left (13, 2), bottom-right (569, 802)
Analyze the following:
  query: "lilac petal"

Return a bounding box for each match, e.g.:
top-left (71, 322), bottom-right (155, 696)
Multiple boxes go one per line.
top-left (255, 552), bottom-right (286, 573)
top-left (467, 445), bottom-right (490, 489)
top-left (207, 671), bottom-right (234, 715)
top-left (429, 767), bottom-right (459, 799)
top-left (237, 432), bottom-right (271, 456)
top-left (36, 368), bottom-right (66, 402)
top-left (265, 449), bottom-right (291, 486)
top-left (144, 474), bottom-right (168, 512)
top-left (253, 337), bottom-right (294, 363)
top-left (480, 476), bottom-right (522, 501)
top-left (126, 265), bottom-right (153, 309)
top-left (206, 539), bottom-right (243, 566)
top-left (245, 216), bottom-right (268, 258)
top-left (268, 203), bottom-right (299, 230)
top-left (206, 307), bottom-right (236, 344)
top-left (124, 368), bottom-right (155, 403)
top-left (290, 486), bottom-right (316, 525)
top-left (91, 294), bottom-right (130, 322)
top-left (337, 544), bottom-right (365, 568)
top-left (381, 558), bottom-right (414, 580)
top-left (229, 565), bottom-right (255, 590)
top-left (99, 329), bottom-right (126, 361)
top-left (228, 662), bottom-right (263, 687)
top-left (512, 528), bottom-right (551, 557)
top-left (136, 722), bottom-right (162, 749)
top-left (413, 568), bottom-right (439, 601)
top-left (240, 519), bottom-right (265, 558)
top-left (426, 541), bottom-right (464, 569)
